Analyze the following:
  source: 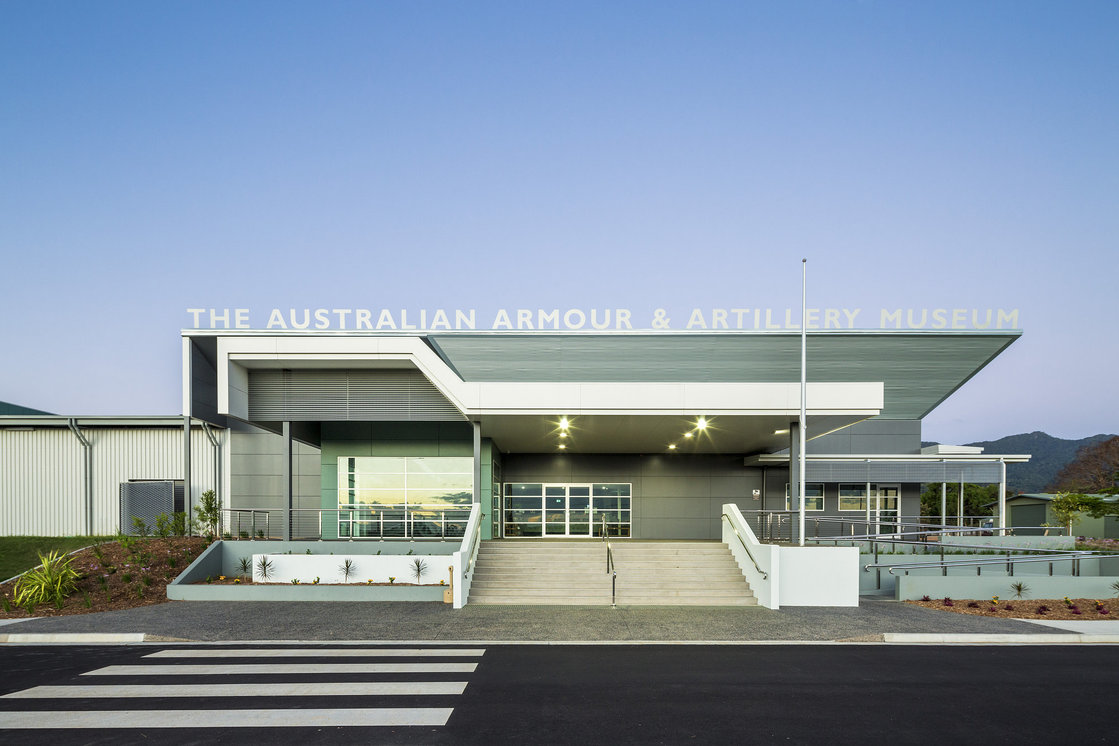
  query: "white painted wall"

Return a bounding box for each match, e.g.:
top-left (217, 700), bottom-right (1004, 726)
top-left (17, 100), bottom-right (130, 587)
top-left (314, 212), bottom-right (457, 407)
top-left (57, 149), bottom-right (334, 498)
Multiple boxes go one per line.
top-left (722, 503), bottom-right (779, 609)
top-left (252, 553), bottom-right (452, 585)
top-left (778, 546), bottom-right (860, 606)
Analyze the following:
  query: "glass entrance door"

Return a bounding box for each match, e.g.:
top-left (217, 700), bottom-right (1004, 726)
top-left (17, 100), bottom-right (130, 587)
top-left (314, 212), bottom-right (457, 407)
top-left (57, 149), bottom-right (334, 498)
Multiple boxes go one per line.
top-left (504, 482), bottom-right (630, 537)
top-left (875, 485), bottom-right (900, 534)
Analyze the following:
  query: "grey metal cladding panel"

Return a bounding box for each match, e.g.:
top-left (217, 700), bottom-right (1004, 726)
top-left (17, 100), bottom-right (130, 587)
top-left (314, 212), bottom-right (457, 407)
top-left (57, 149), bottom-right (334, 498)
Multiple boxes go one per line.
top-left (248, 370), bottom-right (464, 422)
top-left (430, 333), bottom-right (1016, 419)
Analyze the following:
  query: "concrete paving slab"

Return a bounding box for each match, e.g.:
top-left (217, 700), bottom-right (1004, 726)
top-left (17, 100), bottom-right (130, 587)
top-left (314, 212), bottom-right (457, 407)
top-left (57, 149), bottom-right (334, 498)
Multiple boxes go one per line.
top-left (0, 598), bottom-right (1062, 642)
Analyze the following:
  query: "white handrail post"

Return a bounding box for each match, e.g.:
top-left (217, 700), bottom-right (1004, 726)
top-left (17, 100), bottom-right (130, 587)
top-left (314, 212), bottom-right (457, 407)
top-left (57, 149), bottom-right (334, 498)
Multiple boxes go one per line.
top-left (798, 258), bottom-right (807, 547)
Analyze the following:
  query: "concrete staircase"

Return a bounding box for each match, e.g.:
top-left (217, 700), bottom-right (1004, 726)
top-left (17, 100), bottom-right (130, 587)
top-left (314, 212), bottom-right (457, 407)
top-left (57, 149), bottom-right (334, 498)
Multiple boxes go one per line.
top-left (467, 541), bottom-right (756, 606)
top-left (612, 542), bottom-right (756, 606)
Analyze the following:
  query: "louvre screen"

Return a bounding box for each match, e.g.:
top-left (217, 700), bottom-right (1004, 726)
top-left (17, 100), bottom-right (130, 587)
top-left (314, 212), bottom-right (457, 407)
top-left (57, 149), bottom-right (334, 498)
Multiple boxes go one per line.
top-left (804, 461), bottom-right (1004, 483)
top-left (248, 369), bottom-right (465, 422)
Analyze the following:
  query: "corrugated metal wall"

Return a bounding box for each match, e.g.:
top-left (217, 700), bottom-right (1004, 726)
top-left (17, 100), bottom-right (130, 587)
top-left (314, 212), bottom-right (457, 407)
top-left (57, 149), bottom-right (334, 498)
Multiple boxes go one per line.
top-left (0, 427), bottom-right (219, 536)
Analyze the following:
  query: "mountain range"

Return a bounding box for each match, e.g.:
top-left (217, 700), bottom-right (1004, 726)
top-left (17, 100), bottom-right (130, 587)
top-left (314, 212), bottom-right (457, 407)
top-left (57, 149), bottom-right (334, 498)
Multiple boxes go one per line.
top-left (924, 432), bottom-right (1117, 494)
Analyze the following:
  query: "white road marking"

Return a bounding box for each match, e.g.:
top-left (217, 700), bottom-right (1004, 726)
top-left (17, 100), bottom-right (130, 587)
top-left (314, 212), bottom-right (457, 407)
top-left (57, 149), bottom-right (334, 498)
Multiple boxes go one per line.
top-left (4, 681), bottom-right (469, 698)
top-left (144, 647), bottom-right (485, 658)
top-left (84, 662), bottom-right (478, 675)
top-left (0, 707), bottom-right (454, 729)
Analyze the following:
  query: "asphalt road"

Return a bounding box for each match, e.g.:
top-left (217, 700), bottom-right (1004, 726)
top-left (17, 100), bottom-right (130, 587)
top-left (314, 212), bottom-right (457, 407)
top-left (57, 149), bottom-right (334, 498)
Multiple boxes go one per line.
top-left (2, 643), bottom-right (1116, 745)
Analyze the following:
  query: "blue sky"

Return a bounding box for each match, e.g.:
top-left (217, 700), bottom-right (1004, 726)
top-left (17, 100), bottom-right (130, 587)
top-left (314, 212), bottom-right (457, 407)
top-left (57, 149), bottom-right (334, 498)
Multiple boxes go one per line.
top-left (1, 1), bottom-right (1116, 443)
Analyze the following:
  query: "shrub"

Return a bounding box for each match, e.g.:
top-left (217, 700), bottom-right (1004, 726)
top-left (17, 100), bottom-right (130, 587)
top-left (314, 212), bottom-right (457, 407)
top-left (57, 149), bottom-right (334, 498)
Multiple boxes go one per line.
top-left (967, 602), bottom-right (979, 608)
top-left (942, 597), bottom-right (954, 607)
top-left (13, 551), bottom-right (80, 608)
top-left (412, 558), bottom-right (428, 584)
top-left (255, 556), bottom-right (274, 581)
top-left (154, 513), bottom-right (173, 538)
top-left (921, 595), bottom-right (931, 602)
top-left (131, 516), bottom-right (149, 537)
top-left (195, 490), bottom-right (221, 539)
top-left (1010, 581), bottom-right (1030, 599)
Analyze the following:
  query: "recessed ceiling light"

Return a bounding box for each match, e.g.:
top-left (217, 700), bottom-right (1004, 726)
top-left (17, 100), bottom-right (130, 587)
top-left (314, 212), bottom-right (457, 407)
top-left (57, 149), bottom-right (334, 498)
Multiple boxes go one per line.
top-left (696, 417), bottom-right (707, 430)
top-left (668, 444), bottom-right (677, 450)
top-left (559, 416), bottom-right (569, 430)
top-left (558, 443), bottom-right (567, 450)
top-left (559, 432), bottom-right (567, 438)
top-left (774, 428), bottom-right (789, 435)
top-left (683, 432), bottom-right (693, 439)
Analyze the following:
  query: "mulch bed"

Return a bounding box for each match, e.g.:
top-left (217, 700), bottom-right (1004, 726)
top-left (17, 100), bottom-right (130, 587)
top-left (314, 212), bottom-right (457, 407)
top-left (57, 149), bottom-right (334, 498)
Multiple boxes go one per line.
top-left (0, 536), bottom-right (209, 619)
top-left (907, 596), bottom-right (1119, 620)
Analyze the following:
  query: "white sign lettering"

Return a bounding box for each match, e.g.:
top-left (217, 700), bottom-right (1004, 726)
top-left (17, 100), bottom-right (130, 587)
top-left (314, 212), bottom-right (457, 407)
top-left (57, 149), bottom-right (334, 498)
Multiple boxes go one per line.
top-left (185, 307), bottom-right (1021, 331)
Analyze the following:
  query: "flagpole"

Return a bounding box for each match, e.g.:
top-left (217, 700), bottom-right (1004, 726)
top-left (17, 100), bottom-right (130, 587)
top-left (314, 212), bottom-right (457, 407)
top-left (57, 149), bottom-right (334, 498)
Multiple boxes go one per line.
top-left (799, 258), bottom-right (807, 547)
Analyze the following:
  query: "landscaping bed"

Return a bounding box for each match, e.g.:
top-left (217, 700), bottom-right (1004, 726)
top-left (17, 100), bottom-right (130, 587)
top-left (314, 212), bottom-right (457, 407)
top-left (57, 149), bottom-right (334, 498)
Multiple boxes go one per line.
top-left (0, 536), bottom-right (209, 619)
top-left (907, 596), bottom-right (1119, 620)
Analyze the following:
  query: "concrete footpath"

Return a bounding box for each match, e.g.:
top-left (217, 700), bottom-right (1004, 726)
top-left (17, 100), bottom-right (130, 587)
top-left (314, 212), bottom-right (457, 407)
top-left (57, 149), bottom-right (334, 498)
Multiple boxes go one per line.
top-left (3, 598), bottom-right (1117, 643)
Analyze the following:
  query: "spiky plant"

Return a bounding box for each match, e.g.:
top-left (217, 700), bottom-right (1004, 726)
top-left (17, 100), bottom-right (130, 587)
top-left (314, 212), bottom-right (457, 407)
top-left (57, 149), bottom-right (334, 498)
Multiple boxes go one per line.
top-left (412, 557), bottom-right (428, 584)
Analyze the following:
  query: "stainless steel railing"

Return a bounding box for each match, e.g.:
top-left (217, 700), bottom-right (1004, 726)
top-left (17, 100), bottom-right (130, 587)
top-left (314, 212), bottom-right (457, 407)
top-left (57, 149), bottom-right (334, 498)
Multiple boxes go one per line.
top-left (603, 514), bottom-right (617, 607)
top-left (739, 511), bottom-right (1069, 543)
top-left (219, 505), bottom-right (473, 541)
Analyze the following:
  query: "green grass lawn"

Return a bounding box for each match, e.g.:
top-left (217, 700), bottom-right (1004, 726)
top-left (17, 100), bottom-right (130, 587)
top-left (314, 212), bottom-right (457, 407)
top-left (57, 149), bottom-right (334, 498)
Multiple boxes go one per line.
top-left (0, 536), bottom-right (116, 581)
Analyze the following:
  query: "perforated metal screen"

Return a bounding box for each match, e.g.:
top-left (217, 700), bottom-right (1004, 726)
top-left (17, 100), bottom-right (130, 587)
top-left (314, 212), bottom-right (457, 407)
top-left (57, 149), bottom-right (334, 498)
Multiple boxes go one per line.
top-left (119, 480), bottom-right (175, 534)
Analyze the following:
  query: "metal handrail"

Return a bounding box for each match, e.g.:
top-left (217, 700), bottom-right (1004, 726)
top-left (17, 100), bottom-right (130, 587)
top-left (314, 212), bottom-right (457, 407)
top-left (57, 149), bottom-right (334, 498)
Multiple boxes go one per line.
top-left (817, 536), bottom-right (1088, 555)
top-left (602, 514), bottom-right (617, 607)
top-left (721, 513), bottom-right (768, 581)
top-left (461, 505), bottom-right (485, 576)
top-left (866, 551), bottom-right (1100, 577)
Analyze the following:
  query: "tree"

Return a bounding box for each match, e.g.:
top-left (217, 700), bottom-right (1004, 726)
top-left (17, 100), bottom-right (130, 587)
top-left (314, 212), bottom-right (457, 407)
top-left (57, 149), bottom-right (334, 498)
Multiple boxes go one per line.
top-left (1050, 436), bottom-right (1119, 493)
top-left (1046, 492), bottom-right (1097, 535)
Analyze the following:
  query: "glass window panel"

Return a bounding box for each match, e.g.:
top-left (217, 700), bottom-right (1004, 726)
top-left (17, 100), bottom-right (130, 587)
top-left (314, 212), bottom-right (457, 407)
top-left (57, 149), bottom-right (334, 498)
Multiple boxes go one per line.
top-left (504, 509), bottom-right (543, 520)
top-left (506, 496), bottom-right (542, 510)
top-left (508, 483), bottom-right (543, 496)
top-left (351, 473), bottom-right (407, 490)
top-left (569, 486), bottom-right (590, 497)
top-left (406, 457), bottom-right (472, 474)
top-left (545, 486), bottom-right (566, 497)
top-left (408, 489), bottom-right (472, 505)
top-left (594, 484), bottom-right (630, 496)
top-left (347, 458), bottom-right (405, 474)
top-left (407, 472), bottom-right (473, 490)
top-left (352, 489), bottom-right (407, 505)
top-left (784, 483), bottom-right (825, 511)
top-left (569, 496), bottom-right (589, 509)
top-left (592, 497), bottom-right (630, 510)
top-left (545, 496), bottom-right (565, 509)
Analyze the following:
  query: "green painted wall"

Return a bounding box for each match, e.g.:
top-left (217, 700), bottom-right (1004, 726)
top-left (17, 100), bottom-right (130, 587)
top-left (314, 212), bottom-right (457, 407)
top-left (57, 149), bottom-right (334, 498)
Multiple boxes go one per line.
top-left (319, 421), bottom-right (495, 541)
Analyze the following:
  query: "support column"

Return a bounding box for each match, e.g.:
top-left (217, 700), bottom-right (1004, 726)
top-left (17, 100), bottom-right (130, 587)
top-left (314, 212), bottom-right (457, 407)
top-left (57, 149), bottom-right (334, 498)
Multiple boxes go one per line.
top-left (998, 459), bottom-right (1007, 531)
top-left (183, 416), bottom-right (192, 533)
top-left (941, 482), bottom-right (947, 526)
top-left (958, 479), bottom-right (964, 527)
top-left (788, 423), bottom-right (801, 544)
top-left (283, 421), bottom-right (293, 541)
top-left (472, 421), bottom-right (481, 505)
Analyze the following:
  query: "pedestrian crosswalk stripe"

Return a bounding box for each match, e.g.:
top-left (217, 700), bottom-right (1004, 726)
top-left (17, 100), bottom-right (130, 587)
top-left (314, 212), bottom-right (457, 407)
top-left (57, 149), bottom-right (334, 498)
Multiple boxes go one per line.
top-left (145, 647), bottom-right (485, 658)
top-left (3, 681), bottom-right (469, 698)
top-left (84, 662), bottom-right (478, 676)
top-left (0, 708), bottom-right (454, 729)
